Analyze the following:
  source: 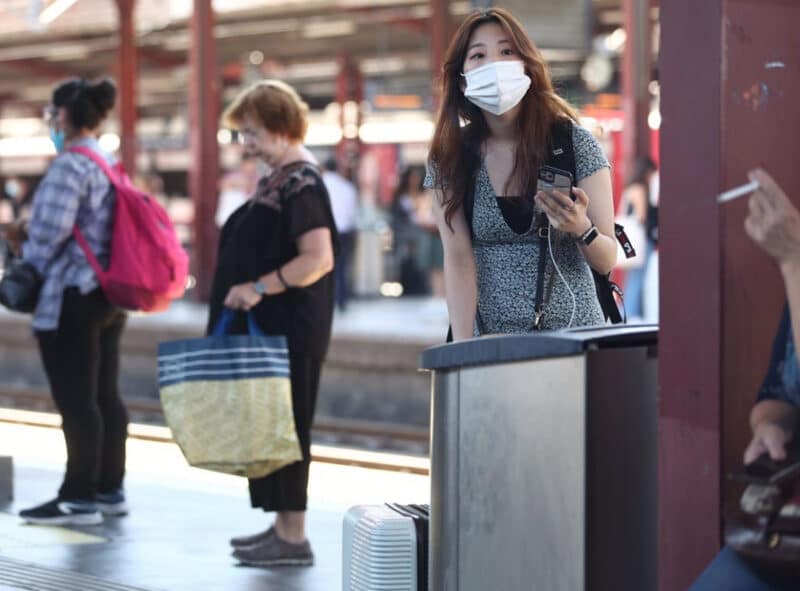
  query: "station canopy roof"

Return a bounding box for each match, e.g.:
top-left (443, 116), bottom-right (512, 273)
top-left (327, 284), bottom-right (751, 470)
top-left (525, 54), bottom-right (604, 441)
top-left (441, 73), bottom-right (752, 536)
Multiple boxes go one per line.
top-left (0, 0), bottom-right (626, 120)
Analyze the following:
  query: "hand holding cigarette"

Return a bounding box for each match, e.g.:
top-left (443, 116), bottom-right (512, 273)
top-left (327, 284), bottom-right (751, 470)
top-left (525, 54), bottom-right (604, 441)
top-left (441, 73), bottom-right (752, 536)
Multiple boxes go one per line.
top-left (743, 168), bottom-right (800, 273)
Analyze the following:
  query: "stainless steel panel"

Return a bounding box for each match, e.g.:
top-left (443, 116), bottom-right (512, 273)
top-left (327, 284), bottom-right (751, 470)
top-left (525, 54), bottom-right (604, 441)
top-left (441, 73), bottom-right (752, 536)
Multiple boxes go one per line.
top-left (457, 356), bottom-right (587, 591)
top-left (427, 330), bottom-right (659, 591)
top-left (430, 369), bottom-right (461, 591)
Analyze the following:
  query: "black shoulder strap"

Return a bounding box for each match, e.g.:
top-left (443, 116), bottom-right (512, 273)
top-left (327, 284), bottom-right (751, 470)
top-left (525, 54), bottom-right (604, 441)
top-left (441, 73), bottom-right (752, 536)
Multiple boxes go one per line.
top-left (530, 119), bottom-right (575, 330)
top-left (462, 132), bottom-right (480, 237)
top-left (545, 119), bottom-right (576, 177)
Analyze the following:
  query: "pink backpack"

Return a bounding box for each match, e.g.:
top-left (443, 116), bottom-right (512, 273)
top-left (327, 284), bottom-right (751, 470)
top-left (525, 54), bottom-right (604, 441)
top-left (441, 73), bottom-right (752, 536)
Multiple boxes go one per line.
top-left (70, 146), bottom-right (189, 312)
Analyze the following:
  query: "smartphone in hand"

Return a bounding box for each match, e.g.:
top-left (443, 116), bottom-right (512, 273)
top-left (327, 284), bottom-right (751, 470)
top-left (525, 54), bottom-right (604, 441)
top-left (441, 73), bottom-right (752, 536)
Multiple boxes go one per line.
top-left (537, 165), bottom-right (574, 201)
top-left (729, 439), bottom-right (800, 485)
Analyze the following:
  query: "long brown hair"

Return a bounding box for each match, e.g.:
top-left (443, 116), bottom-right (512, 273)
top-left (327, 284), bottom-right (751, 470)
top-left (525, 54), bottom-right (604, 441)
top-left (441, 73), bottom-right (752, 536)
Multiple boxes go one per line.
top-left (429, 8), bottom-right (579, 229)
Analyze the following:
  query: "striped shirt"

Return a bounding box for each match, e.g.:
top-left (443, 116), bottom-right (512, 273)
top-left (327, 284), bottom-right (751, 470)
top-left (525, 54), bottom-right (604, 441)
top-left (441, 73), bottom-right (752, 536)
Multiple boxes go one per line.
top-left (22, 137), bottom-right (116, 331)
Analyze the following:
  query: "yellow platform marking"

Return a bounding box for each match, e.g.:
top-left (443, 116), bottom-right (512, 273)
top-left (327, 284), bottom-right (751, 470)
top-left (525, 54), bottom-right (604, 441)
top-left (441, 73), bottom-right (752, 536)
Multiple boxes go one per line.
top-left (0, 512), bottom-right (105, 548)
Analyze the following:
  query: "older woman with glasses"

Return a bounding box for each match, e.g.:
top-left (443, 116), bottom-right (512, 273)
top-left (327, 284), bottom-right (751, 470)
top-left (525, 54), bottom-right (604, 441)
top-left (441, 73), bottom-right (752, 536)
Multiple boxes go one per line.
top-left (211, 80), bottom-right (338, 568)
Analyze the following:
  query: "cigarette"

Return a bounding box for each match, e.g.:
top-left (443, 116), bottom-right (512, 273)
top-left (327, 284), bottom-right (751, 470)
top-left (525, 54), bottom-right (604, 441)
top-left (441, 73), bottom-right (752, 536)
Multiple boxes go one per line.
top-left (718, 180), bottom-right (760, 203)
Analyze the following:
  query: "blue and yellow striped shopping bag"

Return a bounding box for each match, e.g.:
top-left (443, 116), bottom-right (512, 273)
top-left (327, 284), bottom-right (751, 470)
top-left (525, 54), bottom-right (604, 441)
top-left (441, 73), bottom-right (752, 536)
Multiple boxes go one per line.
top-left (157, 309), bottom-right (302, 478)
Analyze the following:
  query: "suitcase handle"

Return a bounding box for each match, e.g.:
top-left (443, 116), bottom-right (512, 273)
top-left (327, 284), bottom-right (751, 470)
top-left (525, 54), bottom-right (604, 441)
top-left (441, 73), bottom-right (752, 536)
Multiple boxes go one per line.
top-left (386, 503), bottom-right (430, 591)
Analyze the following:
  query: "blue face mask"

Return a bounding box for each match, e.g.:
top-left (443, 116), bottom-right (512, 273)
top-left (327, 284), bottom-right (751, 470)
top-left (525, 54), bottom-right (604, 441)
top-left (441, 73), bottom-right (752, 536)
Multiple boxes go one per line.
top-left (49, 128), bottom-right (65, 153)
top-left (4, 180), bottom-right (19, 199)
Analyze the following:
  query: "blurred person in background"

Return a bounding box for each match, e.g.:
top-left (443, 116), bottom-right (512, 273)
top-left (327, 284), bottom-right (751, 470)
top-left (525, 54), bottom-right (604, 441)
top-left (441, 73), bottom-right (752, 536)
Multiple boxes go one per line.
top-left (390, 165), bottom-right (428, 295)
top-left (322, 157), bottom-right (358, 311)
top-left (0, 179), bottom-right (16, 264)
top-left (1, 177), bottom-right (31, 260)
top-left (642, 165), bottom-right (660, 323)
top-left (425, 8), bottom-right (616, 340)
top-left (215, 152), bottom-right (260, 228)
top-left (133, 170), bottom-right (166, 205)
top-left (618, 156), bottom-right (658, 320)
top-left (4, 176), bottom-right (31, 220)
top-left (689, 169), bottom-right (800, 590)
top-left (1, 178), bottom-right (20, 224)
top-left (11, 78), bottom-right (129, 526)
top-left (0, 220), bottom-right (24, 259)
top-left (0, 184), bottom-right (13, 261)
top-left (212, 80), bottom-right (337, 567)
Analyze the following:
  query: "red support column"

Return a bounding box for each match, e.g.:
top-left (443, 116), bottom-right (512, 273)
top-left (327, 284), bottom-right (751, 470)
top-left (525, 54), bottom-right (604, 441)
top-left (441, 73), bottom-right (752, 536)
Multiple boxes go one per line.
top-left (621, 0), bottom-right (652, 176)
top-left (189, 0), bottom-right (220, 301)
top-left (116, 0), bottom-right (137, 176)
top-left (430, 0), bottom-right (450, 112)
top-left (659, 2), bottom-right (723, 587)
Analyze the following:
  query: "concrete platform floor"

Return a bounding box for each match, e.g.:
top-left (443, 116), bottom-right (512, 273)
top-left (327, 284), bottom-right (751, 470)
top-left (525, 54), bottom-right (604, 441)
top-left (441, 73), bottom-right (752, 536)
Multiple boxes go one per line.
top-left (0, 421), bottom-right (430, 591)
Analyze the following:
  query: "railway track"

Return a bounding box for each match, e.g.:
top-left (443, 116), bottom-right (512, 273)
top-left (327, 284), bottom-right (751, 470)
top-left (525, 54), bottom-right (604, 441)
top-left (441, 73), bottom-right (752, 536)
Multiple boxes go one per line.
top-left (0, 386), bottom-right (430, 475)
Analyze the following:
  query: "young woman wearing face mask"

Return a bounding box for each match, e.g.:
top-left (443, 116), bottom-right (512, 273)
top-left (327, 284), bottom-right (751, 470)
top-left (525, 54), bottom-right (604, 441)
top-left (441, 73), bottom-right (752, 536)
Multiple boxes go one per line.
top-left (425, 8), bottom-right (617, 340)
top-left (17, 78), bottom-right (130, 525)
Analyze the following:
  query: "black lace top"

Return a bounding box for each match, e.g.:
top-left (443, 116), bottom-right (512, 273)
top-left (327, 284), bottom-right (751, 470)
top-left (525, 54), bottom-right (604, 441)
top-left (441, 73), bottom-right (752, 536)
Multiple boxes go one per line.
top-left (207, 161), bottom-right (338, 358)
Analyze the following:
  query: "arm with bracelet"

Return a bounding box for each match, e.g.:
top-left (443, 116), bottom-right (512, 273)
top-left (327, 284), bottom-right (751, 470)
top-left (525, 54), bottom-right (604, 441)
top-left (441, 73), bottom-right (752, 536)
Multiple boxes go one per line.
top-left (225, 227), bottom-right (334, 310)
top-left (253, 228), bottom-right (334, 296)
top-left (222, 151), bottom-right (338, 312)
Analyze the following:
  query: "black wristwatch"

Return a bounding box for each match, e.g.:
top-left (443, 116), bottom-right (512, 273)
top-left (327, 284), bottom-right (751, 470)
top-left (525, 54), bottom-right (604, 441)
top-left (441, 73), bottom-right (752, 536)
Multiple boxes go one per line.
top-left (579, 225), bottom-right (599, 246)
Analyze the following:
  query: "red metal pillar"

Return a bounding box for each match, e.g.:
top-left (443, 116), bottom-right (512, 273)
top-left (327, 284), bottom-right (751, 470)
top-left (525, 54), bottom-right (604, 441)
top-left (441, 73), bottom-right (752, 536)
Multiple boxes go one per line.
top-left (659, 3), bottom-right (722, 587)
top-left (430, 0), bottom-right (450, 111)
top-left (115, 0), bottom-right (137, 176)
top-left (189, 0), bottom-right (220, 301)
top-left (621, 0), bottom-right (652, 176)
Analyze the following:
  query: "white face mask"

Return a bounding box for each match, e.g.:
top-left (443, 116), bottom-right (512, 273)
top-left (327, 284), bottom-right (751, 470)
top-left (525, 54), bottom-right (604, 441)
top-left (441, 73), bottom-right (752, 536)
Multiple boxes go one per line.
top-left (462, 60), bottom-right (531, 116)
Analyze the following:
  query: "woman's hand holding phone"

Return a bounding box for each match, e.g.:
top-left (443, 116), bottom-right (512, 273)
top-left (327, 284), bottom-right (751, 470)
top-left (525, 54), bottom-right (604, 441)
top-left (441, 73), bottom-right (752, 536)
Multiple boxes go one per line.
top-left (534, 165), bottom-right (592, 237)
top-left (535, 186), bottom-right (592, 237)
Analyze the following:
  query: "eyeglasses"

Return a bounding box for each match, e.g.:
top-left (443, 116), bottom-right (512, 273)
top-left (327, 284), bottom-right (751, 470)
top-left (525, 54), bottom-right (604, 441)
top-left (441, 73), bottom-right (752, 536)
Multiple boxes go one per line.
top-left (238, 128), bottom-right (256, 141)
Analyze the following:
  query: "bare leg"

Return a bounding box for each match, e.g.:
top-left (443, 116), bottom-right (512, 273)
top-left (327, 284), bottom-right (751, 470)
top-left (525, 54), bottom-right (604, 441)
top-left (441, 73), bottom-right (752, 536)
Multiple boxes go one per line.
top-left (274, 510), bottom-right (306, 544)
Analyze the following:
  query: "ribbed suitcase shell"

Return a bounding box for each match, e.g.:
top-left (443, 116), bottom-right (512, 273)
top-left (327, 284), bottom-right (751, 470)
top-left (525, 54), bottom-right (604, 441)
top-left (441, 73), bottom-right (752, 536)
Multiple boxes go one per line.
top-left (342, 504), bottom-right (428, 591)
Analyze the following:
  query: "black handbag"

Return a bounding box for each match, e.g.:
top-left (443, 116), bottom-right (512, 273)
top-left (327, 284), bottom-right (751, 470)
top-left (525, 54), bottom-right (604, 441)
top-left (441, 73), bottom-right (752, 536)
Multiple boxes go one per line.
top-left (0, 258), bottom-right (42, 313)
top-left (726, 442), bottom-right (800, 570)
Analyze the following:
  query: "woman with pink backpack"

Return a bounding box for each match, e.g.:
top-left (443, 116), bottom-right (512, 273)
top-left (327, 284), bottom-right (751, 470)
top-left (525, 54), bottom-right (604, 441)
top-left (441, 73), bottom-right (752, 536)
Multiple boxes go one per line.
top-left (13, 78), bottom-right (130, 525)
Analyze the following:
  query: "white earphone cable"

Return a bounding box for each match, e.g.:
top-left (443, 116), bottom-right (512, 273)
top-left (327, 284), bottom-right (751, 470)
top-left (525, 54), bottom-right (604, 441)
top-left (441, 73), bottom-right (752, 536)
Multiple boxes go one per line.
top-left (547, 223), bottom-right (576, 329)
